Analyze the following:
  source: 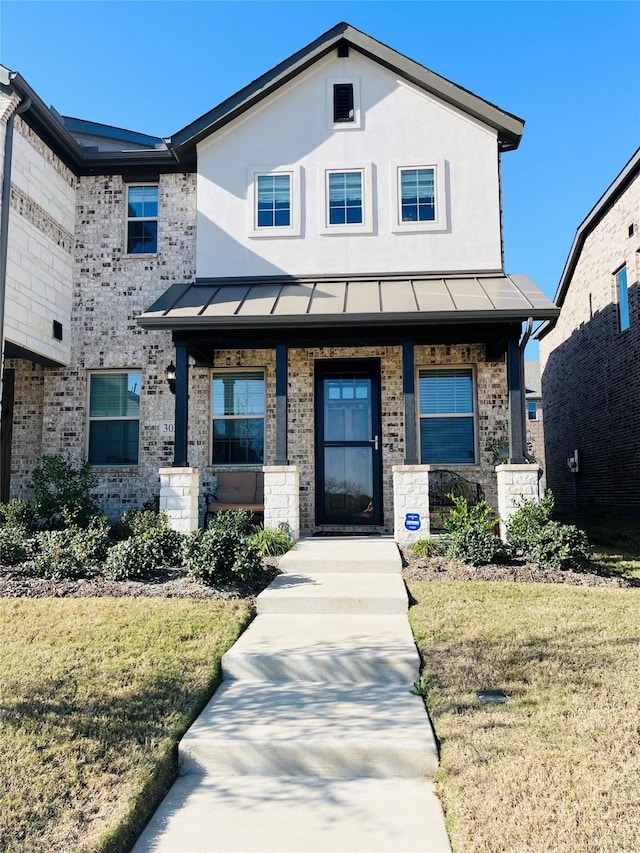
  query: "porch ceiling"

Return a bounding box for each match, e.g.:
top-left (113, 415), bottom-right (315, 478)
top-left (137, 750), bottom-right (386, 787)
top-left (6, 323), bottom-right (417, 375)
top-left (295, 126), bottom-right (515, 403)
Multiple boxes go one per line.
top-left (137, 272), bottom-right (559, 331)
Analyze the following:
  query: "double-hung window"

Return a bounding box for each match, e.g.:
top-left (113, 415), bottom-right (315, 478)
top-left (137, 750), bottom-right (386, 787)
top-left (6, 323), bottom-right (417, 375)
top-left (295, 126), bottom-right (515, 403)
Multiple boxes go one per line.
top-left (212, 371), bottom-right (265, 465)
top-left (616, 265), bottom-right (629, 331)
top-left (126, 185), bottom-right (158, 254)
top-left (88, 371), bottom-right (141, 465)
top-left (257, 174), bottom-right (291, 228)
top-left (327, 170), bottom-right (363, 226)
top-left (418, 368), bottom-right (476, 464)
top-left (400, 168), bottom-right (435, 222)
top-left (527, 401), bottom-right (538, 421)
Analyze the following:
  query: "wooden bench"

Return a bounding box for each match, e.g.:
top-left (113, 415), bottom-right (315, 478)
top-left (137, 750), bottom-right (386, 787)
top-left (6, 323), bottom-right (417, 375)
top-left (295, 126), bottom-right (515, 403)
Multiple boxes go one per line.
top-left (204, 471), bottom-right (264, 528)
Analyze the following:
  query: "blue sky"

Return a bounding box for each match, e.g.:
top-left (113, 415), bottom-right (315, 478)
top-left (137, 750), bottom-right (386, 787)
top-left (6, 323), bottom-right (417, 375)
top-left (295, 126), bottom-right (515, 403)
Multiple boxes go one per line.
top-left (1, 1), bottom-right (639, 356)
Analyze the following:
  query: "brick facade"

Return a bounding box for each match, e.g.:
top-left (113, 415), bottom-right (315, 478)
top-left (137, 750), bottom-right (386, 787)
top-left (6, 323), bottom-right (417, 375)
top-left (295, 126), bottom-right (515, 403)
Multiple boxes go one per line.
top-left (540, 162), bottom-right (640, 512)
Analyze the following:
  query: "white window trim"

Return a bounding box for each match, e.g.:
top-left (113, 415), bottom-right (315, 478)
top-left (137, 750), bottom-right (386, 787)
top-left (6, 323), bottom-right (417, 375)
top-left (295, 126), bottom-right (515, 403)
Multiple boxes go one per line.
top-left (326, 77), bottom-right (362, 130)
top-left (415, 365), bottom-right (478, 466)
top-left (86, 369), bottom-right (141, 467)
top-left (248, 166), bottom-right (301, 238)
top-left (392, 162), bottom-right (448, 233)
top-left (125, 183), bottom-right (159, 256)
top-left (319, 164), bottom-right (373, 235)
top-left (210, 368), bottom-right (266, 466)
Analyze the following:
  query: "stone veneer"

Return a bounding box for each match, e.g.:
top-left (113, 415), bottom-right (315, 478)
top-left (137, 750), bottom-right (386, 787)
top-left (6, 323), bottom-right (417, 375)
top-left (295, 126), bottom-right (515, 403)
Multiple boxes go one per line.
top-left (263, 466), bottom-right (300, 540)
top-left (495, 464), bottom-right (540, 540)
top-left (392, 465), bottom-right (431, 543)
top-left (160, 467), bottom-right (199, 533)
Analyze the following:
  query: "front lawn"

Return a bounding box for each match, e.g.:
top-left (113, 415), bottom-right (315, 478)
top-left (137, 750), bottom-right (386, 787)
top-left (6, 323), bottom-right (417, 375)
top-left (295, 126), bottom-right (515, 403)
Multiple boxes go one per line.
top-left (557, 514), bottom-right (640, 581)
top-left (0, 598), bottom-right (252, 853)
top-left (408, 580), bottom-right (640, 853)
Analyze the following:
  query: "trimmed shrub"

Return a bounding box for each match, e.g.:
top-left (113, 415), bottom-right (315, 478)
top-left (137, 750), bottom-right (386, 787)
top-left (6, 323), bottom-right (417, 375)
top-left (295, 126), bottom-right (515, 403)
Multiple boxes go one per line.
top-left (111, 508), bottom-right (172, 541)
top-left (183, 509), bottom-right (266, 589)
top-left (29, 517), bottom-right (111, 579)
top-left (32, 455), bottom-right (99, 528)
top-left (104, 527), bottom-right (182, 581)
top-left (507, 491), bottom-right (591, 570)
top-left (0, 498), bottom-right (38, 531)
top-left (441, 495), bottom-right (508, 566)
top-left (248, 526), bottom-right (295, 557)
top-left (0, 525), bottom-right (31, 566)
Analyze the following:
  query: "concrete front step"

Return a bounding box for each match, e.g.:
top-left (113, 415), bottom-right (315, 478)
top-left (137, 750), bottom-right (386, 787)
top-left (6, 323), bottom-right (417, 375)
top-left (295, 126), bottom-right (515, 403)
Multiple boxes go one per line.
top-left (222, 614), bottom-right (420, 683)
top-left (257, 572), bottom-right (408, 615)
top-left (180, 681), bottom-right (438, 778)
top-left (132, 775), bottom-right (451, 853)
top-left (279, 538), bottom-right (402, 574)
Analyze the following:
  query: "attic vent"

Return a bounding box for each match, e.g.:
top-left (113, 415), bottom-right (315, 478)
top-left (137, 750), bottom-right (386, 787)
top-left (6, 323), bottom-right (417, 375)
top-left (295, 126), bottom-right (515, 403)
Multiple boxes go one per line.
top-left (337, 40), bottom-right (349, 58)
top-left (52, 320), bottom-right (63, 341)
top-left (333, 83), bottom-right (354, 123)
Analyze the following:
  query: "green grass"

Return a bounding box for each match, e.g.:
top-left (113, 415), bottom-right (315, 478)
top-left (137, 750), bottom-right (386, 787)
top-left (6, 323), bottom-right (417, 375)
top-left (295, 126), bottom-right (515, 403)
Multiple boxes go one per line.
top-left (408, 580), bottom-right (640, 853)
top-left (0, 598), bottom-right (252, 853)
top-left (557, 514), bottom-right (640, 580)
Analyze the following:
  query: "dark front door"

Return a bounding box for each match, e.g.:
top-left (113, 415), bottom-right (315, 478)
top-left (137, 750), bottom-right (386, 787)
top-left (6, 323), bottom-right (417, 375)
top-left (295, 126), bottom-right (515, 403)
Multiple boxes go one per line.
top-left (315, 359), bottom-right (382, 526)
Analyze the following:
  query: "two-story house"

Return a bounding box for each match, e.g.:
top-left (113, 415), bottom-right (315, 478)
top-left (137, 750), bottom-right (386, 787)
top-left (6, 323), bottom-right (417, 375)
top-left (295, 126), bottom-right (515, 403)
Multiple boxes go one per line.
top-left (1, 23), bottom-right (557, 539)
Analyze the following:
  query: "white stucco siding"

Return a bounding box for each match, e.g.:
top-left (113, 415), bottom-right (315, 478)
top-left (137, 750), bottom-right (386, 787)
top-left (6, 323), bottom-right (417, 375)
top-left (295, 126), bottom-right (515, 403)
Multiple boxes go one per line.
top-left (4, 120), bottom-right (75, 364)
top-left (196, 53), bottom-right (502, 278)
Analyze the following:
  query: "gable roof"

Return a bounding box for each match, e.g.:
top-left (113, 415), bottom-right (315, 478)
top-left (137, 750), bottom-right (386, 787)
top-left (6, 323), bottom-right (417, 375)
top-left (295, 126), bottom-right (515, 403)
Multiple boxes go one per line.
top-left (168, 21), bottom-right (525, 165)
top-left (536, 147), bottom-right (640, 340)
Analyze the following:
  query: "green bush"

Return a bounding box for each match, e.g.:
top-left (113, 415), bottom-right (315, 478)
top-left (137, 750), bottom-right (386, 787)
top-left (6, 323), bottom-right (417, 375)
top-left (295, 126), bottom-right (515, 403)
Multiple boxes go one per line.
top-left (104, 527), bottom-right (183, 581)
top-left (32, 455), bottom-right (99, 528)
top-left (507, 491), bottom-right (591, 570)
top-left (0, 525), bottom-right (31, 566)
top-left (0, 498), bottom-right (38, 531)
top-left (29, 517), bottom-right (111, 579)
top-left (248, 526), bottom-right (295, 557)
top-left (183, 510), bottom-right (265, 589)
top-left (111, 508), bottom-right (172, 541)
top-left (441, 494), bottom-right (508, 566)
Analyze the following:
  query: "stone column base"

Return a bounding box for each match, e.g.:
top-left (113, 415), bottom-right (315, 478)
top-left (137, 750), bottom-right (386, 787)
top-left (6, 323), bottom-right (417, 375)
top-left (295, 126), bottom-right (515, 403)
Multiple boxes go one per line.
top-left (392, 465), bottom-right (431, 543)
top-left (495, 464), bottom-right (540, 540)
top-left (263, 465), bottom-right (300, 541)
top-left (159, 467), bottom-right (200, 533)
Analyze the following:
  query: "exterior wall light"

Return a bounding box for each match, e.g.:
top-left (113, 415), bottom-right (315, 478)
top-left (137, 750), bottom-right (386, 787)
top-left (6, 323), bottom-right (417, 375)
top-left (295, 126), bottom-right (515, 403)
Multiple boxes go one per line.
top-left (165, 362), bottom-right (176, 394)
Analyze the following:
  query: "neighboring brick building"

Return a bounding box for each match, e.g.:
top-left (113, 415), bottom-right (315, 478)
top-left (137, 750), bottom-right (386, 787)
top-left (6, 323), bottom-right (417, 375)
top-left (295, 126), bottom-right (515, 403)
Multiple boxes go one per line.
top-left (538, 148), bottom-right (640, 513)
top-left (524, 360), bottom-right (546, 493)
top-left (1, 23), bottom-right (557, 537)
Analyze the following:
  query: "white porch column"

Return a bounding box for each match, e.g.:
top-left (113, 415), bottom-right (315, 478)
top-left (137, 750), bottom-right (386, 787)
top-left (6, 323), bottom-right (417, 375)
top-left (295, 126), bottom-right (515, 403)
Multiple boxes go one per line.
top-left (495, 464), bottom-right (540, 541)
top-left (392, 464), bottom-right (431, 543)
top-left (263, 465), bottom-right (300, 541)
top-left (159, 467), bottom-right (200, 533)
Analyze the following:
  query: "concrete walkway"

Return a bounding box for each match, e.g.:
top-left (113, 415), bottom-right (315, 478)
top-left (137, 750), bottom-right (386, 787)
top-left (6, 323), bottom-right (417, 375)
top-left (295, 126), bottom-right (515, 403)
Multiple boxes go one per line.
top-left (133, 538), bottom-right (450, 853)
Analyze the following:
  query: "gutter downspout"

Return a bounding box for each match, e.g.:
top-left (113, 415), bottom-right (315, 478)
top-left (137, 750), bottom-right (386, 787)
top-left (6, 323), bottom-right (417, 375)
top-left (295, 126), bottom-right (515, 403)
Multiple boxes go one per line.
top-left (0, 93), bottom-right (31, 494)
top-left (519, 316), bottom-right (538, 465)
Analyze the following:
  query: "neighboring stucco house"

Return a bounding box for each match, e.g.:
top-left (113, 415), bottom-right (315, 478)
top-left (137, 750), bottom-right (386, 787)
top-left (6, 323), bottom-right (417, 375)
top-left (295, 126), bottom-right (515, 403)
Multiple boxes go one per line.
top-left (0, 23), bottom-right (557, 539)
top-left (537, 148), bottom-right (640, 513)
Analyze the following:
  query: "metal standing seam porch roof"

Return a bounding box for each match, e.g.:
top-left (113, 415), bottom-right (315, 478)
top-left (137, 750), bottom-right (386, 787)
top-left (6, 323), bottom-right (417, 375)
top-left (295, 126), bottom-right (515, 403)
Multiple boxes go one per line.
top-left (138, 273), bottom-right (559, 331)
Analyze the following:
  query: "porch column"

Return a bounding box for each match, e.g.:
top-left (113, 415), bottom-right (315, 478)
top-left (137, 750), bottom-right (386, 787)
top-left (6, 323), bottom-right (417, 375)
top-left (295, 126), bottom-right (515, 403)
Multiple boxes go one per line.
top-left (173, 341), bottom-right (189, 467)
top-left (159, 467), bottom-right (200, 533)
top-left (274, 343), bottom-right (289, 465)
top-left (496, 463), bottom-right (540, 541)
top-left (393, 464), bottom-right (430, 543)
top-left (263, 465), bottom-right (300, 540)
top-left (507, 336), bottom-right (526, 464)
top-left (402, 341), bottom-right (418, 464)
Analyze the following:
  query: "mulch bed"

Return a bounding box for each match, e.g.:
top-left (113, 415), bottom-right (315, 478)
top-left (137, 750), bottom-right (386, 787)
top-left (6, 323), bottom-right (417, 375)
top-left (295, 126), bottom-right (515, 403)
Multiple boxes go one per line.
top-left (400, 551), bottom-right (635, 588)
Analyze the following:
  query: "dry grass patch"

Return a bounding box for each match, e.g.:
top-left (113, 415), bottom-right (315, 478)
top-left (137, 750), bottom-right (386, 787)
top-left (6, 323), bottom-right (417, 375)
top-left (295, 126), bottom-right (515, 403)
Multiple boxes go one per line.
top-left (408, 581), bottom-right (640, 853)
top-left (0, 598), bottom-right (252, 853)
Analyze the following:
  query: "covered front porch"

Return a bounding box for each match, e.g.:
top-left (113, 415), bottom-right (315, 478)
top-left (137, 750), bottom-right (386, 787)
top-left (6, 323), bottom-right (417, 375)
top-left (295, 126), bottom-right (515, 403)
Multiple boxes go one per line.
top-left (138, 273), bottom-right (557, 539)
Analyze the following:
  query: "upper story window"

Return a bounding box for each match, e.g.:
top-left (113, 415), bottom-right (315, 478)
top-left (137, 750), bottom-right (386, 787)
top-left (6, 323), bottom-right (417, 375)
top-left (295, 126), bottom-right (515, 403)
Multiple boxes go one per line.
top-left (249, 168), bottom-right (300, 237)
top-left (400, 168), bottom-right (435, 223)
top-left (126, 185), bottom-right (158, 254)
top-left (527, 400), bottom-right (538, 421)
top-left (257, 174), bottom-right (291, 227)
top-left (326, 77), bottom-right (361, 130)
top-left (392, 163), bottom-right (447, 233)
top-left (88, 371), bottom-right (141, 466)
top-left (328, 170), bottom-right (363, 225)
top-left (212, 370), bottom-right (265, 465)
top-left (418, 367), bottom-right (476, 465)
top-left (616, 265), bottom-right (629, 331)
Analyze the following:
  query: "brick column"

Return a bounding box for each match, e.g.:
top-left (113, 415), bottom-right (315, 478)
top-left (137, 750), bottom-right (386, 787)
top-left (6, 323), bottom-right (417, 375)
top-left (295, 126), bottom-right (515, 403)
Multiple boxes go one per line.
top-left (392, 464), bottom-right (431, 543)
top-left (263, 465), bottom-right (300, 540)
top-left (159, 467), bottom-right (200, 533)
top-left (495, 464), bottom-right (540, 540)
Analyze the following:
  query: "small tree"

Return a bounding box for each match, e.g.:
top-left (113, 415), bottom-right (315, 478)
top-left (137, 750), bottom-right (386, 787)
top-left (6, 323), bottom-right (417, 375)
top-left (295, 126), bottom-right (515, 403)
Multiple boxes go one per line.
top-left (32, 455), bottom-right (99, 528)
